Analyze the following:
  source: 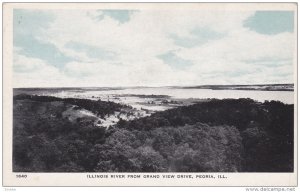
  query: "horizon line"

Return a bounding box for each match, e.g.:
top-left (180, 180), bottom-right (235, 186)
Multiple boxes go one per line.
top-left (13, 83), bottom-right (294, 89)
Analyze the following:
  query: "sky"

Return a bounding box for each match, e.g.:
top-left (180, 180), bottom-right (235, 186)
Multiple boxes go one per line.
top-left (13, 8), bottom-right (295, 87)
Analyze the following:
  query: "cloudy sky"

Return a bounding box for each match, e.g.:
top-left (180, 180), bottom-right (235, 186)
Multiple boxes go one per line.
top-left (13, 8), bottom-right (295, 87)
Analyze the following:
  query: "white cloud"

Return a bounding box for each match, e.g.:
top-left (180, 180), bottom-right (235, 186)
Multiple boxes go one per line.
top-left (13, 48), bottom-right (75, 87)
top-left (13, 9), bottom-right (296, 87)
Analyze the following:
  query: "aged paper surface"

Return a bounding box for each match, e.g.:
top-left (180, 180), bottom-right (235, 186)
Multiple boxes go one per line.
top-left (3, 3), bottom-right (297, 186)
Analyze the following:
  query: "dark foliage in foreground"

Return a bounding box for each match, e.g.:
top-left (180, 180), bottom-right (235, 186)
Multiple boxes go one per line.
top-left (13, 95), bottom-right (293, 172)
top-left (117, 98), bottom-right (294, 172)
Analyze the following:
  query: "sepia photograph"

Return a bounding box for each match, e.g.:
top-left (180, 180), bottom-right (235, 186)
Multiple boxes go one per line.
top-left (2, 2), bottom-right (297, 187)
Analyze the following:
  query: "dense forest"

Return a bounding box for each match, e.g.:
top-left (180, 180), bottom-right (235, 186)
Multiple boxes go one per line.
top-left (13, 94), bottom-right (294, 172)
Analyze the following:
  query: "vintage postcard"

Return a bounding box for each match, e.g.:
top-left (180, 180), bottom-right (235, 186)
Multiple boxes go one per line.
top-left (2, 3), bottom-right (298, 186)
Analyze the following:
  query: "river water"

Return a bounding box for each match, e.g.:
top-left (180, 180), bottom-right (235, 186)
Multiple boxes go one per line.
top-left (39, 87), bottom-right (294, 111)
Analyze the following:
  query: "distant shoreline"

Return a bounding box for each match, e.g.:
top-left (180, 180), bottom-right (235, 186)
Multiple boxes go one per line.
top-left (182, 87), bottom-right (294, 92)
top-left (176, 84), bottom-right (294, 92)
top-left (13, 83), bottom-right (294, 92)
